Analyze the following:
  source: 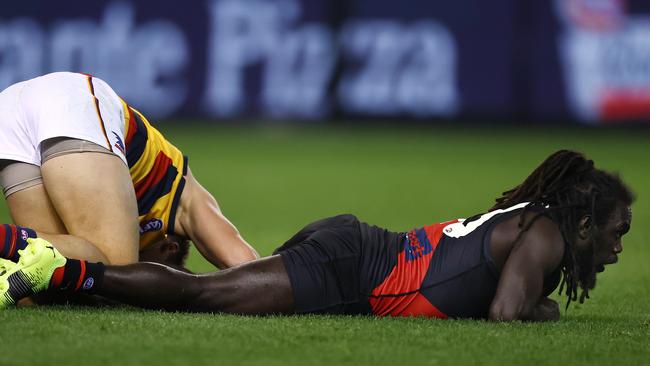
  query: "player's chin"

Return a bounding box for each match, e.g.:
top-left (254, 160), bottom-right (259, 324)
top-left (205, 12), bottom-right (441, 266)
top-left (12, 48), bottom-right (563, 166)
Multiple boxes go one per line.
top-left (596, 256), bottom-right (618, 273)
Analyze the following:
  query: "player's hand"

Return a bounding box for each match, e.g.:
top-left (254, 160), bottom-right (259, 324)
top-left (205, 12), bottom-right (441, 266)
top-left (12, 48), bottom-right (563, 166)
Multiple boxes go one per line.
top-left (531, 297), bottom-right (560, 322)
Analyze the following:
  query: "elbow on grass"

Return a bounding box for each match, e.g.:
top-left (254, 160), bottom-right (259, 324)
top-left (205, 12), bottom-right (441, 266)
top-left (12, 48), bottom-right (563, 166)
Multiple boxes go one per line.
top-left (488, 302), bottom-right (523, 322)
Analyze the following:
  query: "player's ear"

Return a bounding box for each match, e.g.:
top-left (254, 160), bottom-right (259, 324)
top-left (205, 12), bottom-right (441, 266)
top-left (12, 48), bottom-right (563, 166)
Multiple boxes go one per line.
top-left (162, 240), bottom-right (180, 255)
top-left (575, 215), bottom-right (592, 249)
top-left (579, 216), bottom-right (592, 237)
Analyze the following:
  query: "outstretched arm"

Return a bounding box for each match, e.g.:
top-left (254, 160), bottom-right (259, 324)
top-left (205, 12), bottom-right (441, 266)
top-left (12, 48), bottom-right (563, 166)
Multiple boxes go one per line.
top-left (174, 169), bottom-right (259, 269)
top-left (489, 218), bottom-right (565, 322)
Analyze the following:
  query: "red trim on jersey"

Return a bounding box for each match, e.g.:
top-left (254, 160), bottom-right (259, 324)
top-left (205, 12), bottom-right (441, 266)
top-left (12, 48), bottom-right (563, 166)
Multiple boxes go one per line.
top-left (369, 219), bottom-right (458, 318)
top-left (133, 152), bottom-right (173, 200)
top-left (124, 106), bottom-right (138, 146)
top-left (398, 293), bottom-right (448, 318)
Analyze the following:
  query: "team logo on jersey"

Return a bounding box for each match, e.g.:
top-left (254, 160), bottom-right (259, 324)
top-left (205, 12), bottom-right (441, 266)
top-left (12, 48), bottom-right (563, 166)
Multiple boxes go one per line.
top-left (404, 229), bottom-right (433, 261)
top-left (112, 131), bottom-right (125, 155)
top-left (139, 218), bottom-right (163, 234)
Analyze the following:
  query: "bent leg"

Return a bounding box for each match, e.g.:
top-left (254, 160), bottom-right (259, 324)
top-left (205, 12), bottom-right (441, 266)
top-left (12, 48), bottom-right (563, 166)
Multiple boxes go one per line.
top-left (2, 163), bottom-right (67, 234)
top-left (99, 255), bottom-right (294, 314)
top-left (41, 152), bottom-right (139, 264)
top-left (5, 170), bottom-right (108, 262)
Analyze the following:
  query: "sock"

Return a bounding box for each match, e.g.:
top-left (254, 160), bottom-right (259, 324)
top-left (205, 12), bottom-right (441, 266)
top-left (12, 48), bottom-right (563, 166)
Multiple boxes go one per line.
top-left (0, 224), bottom-right (37, 262)
top-left (49, 259), bottom-right (105, 294)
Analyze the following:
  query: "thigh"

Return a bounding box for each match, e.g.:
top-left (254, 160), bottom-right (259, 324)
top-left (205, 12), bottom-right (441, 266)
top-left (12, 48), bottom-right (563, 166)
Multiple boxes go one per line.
top-left (197, 255), bottom-right (295, 315)
top-left (1, 161), bottom-right (67, 233)
top-left (1, 160), bottom-right (109, 262)
top-left (6, 183), bottom-right (67, 234)
top-left (41, 151), bottom-right (139, 264)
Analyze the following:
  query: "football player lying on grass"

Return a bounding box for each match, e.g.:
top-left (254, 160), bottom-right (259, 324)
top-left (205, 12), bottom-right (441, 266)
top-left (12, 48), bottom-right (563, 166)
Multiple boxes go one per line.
top-left (0, 150), bottom-right (633, 321)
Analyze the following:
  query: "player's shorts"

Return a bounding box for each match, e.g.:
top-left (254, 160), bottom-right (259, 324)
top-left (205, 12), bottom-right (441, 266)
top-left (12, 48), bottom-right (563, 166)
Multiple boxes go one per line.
top-left (0, 72), bottom-right (127, 167)
top-left (0, 138), bottom-right (113, 197)
top-left (274, 214), bottom-right (375, 315)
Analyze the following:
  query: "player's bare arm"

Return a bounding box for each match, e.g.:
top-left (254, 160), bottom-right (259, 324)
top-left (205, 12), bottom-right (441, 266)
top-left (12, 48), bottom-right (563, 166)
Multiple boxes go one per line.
top-left (529, 297), bottom-right (560, 322)
top-left (489, 216), bottom-right (565, 321)
top-left (174, 168), bottom-right (259, 268)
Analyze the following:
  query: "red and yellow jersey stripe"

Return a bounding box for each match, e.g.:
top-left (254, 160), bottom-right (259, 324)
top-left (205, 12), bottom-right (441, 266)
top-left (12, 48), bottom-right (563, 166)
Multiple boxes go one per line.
top-left (120, 99), bottom-right (187, 249)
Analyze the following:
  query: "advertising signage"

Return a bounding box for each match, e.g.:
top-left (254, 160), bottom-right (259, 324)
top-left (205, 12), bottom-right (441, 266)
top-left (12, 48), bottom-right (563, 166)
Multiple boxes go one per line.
top-left (1, 0), bottom-right (649, 123)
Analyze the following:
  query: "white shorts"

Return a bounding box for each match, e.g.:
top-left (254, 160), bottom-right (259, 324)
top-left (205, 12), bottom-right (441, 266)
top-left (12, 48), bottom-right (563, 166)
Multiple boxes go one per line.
top-left (0, 72), bottom-right (127, 166)
top-left (0, 138), bottom-right (114, 197)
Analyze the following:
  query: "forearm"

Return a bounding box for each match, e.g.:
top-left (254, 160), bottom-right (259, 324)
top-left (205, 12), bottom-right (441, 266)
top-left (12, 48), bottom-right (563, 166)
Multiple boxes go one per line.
top-left (527, 297), bottom-right (560, 322)
top-left (489, 299), bottom-right (532, 322)
top-left (214, 236), bottom-right (259, 267)
top-left (528, 308), bottom-right (558, 322)
top-left (489, 297), bottom-right (559, 322)
top-left (488, 283), bottom-right (537, 321)
top-left (193, 226), bottom-right (259, 269)
top-left (177, 172), bottom-right (259, 268)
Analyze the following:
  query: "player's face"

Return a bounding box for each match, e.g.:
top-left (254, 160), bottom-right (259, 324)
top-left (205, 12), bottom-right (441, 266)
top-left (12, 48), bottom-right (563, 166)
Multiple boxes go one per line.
top-left (138, 240), bottom-right (170, 264)
top-left (592, 204), bottom-right (632, 273)
top-left (138, 237), bottom-right (183, 266)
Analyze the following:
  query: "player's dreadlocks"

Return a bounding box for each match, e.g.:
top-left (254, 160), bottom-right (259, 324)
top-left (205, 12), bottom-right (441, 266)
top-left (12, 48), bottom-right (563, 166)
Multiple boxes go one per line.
top-left (490, 150), bottom-right (634, 309)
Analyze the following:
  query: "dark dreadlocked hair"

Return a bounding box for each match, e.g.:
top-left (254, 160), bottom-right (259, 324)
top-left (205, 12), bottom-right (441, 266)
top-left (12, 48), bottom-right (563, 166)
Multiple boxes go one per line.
top-left (490, 150), bottom-right (634, 309)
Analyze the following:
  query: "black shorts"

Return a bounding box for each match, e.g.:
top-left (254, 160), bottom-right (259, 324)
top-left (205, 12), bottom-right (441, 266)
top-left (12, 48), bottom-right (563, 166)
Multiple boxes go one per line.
top-left (274, 214), bottom-right (374, 315)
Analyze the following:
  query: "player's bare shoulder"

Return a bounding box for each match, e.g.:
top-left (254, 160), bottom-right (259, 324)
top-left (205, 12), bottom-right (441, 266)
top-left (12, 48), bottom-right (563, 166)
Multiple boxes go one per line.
top-left (490, 210), bottom-right (565, 272)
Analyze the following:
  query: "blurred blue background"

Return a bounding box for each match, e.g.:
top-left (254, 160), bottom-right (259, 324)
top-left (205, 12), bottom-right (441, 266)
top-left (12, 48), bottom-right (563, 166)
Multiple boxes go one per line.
top-left (2, 0), bottom-right (650, 124)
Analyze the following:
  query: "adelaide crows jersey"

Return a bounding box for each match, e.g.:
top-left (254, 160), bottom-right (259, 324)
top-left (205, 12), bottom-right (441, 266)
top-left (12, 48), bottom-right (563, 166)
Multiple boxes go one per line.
top-left (0, 72), bottom-right (186, 249)
top-left (120, 100), bottom-right (187, 249)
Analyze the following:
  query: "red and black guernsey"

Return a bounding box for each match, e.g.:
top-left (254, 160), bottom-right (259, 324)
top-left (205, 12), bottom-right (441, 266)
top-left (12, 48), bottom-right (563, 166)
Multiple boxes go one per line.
top-left (362, 202), bottom-right (560, 318)
top-left (276, 204), bottom-right (561, 318)
top-left (366, 220), bottom-right (458, 317)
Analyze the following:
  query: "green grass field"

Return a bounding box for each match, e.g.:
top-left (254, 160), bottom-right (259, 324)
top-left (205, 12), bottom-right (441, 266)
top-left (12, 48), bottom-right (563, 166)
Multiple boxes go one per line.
top-left (1, 124), bottom-right (649, 366)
